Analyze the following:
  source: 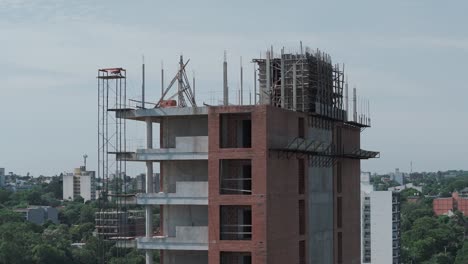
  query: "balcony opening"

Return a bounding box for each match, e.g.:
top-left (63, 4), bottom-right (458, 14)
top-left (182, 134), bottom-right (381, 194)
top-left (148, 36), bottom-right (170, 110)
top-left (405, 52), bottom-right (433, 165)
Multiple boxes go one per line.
top-left (298, 117), bottom-right (305, 138)
top-left (298, 159), bottom-right (305, 194)
top-left (220, 252), bottom-right (252, 264)
top-left (220, 113), bottom-right (252, 148)
top-left (220, 205), bottom-right (252, 240)
top-left (220, 159), bottom-right (252, 195)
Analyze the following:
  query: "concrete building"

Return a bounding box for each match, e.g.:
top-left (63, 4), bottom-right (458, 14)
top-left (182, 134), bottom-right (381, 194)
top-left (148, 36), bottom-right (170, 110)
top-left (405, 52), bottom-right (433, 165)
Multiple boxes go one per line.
top-left (102, 47), bottom-right (378, 264)
top-left (0, 168), bottom-right (4, 187)
top-left (14, 206), bottom-right (59, 225)
top-left (134, 173), bottom-right (160, 193)
top-left (387, 183), bottom-right (422, 193)
top-left (361, 176), bottom-right (401, 264)
top-left (63, 166), bottom-right (96, 202)
top-left (391, 168), bottom-right (404, 185)
top-left (433, 192), bottom-right (468, 216)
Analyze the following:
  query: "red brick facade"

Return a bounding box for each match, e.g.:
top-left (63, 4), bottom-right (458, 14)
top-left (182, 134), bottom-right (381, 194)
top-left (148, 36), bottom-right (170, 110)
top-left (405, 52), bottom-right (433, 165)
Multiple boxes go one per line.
top-left (433, 192), bottom-right (468, 216)
top-left (208, 105), bottom-right (362, 264)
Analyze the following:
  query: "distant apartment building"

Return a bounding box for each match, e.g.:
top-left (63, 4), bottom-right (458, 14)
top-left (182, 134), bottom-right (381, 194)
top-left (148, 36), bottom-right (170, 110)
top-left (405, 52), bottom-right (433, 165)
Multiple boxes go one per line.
top-left (433, 191), bottom-right (468, 216)
top-left (391, 168), bottom-right (404, 185)
top-left (14, 206), bottom-right (59, 225)
top-left (134, 173), bottom-right (160, 193)
top-left (0, 168), bottom-right (4, 187)
top-left (63, 166), bottom-right (96, 201)
top-left (361, 173), bottom-right (401, 264)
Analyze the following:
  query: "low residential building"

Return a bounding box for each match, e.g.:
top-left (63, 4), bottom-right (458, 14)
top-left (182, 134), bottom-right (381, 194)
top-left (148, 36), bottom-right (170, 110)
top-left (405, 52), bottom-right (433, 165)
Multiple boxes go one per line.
top-left (388, 183), bottom-right (423, 193)
top-left (63, 166), bottom-right (96, 201)
top-left (14, 206), bottom-right (59, 225)
top-left (434, 192), bottom-right (468, 216)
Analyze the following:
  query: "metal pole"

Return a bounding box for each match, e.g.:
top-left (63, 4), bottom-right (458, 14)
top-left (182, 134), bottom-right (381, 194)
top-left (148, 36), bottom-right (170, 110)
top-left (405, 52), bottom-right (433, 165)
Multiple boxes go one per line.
top-left (223, 51), bottom-right (228, 105)
top-left (253, 64), bottom-right (257, 105)
top-left (178, 55), bottom-right (184, 106)
top-left (161, 61), bottom-right (164, 99)
top-left (265, 51), bottom-right (270, 105)
top-left (240, 57), bottom-right (243, 105)
top-left (142, 59), bottom-right (145, 109)
top-left (145, 117), bottom-right (153, 264)
top-left (345, 76), bottom-right (349, 120)
top-left (293, 63), bottom-right (297, 111)
top-left (353, 87), bottom-right (357, 122)
top-left (280, 48), bottom-right (285, 108)
top-left (193, 71), bottom-right (196, 105)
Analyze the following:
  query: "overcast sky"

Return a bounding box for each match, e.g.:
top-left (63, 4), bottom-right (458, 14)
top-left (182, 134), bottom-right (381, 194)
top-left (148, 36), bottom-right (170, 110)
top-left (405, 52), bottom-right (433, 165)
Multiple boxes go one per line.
top-left (1, 0), bottom-right (467, 176)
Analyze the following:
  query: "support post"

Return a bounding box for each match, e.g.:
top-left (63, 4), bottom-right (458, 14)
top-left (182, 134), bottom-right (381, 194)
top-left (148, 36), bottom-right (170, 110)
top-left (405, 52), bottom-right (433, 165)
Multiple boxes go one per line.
top-left (254, 64), bottom-right (257, 105)
top-left (280, 48), bottom-right (285, 108)
top-left (264, 51), bottom-right (271, 105)
top-left (345, 76), bottom-right (349, 121)
top-left (145, 117), bottom-right (153, 264)
top-left (223, 51), bottom-right (228, 105)
top-left (353, 87), bottom-right (357, 122)
top-left (240, 57), bottom-right (243, 105)
top-left (293, 63), bottom-right (297, 111)
top-left (142, 62), bottom-right (145, 109)
top-left (193, 71), bottom-right (196, 105)
top-left (161, 61), bottom-right (164, 99)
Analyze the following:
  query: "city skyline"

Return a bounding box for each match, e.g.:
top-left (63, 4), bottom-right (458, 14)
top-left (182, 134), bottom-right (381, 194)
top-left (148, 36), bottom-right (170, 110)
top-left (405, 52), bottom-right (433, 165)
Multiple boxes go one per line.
top-left (1, 0), bottom-right (468, 175)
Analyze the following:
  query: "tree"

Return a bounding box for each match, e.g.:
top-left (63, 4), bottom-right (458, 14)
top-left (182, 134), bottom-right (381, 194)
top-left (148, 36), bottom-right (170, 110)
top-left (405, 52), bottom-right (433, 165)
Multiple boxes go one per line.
top-left (44, 176), bottom-right (63, 200)
top-left (455, 241), bottom-right (468, 264)
top-left (79, 204), bottom-right (96, 224)
top-left (0, 209), bottom-right (24, 224)
top-left (74, 195), bottom-right (85, 204)
top-left (26, 189), bottom-right (44, 205)
top-left (32, 244), bottom-right (70, 264)
top-left (0, 222), bottom-right (41, 263)
top-left (0, 189), bottom-right (12, 204)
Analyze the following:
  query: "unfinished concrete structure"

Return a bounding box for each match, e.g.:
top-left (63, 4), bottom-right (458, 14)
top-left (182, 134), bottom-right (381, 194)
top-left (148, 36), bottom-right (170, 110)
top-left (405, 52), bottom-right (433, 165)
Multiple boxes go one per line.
top-left (95, 210), bottom-right (145, 240)
top-left (98, 46), bottom-right (378, 264)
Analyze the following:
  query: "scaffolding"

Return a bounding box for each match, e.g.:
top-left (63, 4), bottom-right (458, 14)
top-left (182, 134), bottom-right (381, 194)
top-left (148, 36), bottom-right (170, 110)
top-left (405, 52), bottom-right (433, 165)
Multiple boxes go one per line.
top-left (156, 55), bottom-right (197, 108)
top-left (254, 46), bottom-right (377, 167)
top-left (253, 47), bottom-right (370, 127)
top-left (97, 68), bottom-right (130, 263)
top-left (95, 210), bottom-right (145, 240)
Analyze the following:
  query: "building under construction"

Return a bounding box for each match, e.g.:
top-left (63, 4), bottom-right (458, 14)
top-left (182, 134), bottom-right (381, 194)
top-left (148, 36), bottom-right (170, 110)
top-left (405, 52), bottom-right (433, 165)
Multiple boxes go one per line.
top-left (97, 44), bottom-right (378, 264)
top-left (95, 210), bottom-right (145, 240)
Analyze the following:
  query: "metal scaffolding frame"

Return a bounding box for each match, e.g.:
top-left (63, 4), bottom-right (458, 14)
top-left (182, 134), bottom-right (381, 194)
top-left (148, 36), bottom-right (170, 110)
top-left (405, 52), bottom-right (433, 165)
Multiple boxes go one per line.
top-left (253, 46), bottom-right (371, 127)
top-left (156, 55), bottom-right (197, 108)
top-left (97, 67), bottom-right (130, 263)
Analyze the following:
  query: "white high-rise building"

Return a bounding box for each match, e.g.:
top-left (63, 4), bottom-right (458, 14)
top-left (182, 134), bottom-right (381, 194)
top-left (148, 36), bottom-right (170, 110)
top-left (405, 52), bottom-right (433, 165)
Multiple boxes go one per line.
top-left (63, 166), bottom-right (96, 202)
top-left (392, 168), bottom-right (404, 185)
top-left (361, 173), bottom-right (401, 264)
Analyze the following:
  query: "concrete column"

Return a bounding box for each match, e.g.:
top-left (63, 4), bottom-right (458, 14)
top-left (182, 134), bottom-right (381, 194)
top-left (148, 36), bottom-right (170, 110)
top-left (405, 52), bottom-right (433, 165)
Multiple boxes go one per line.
top-left (145, 118), bottom-right (154, 264)
top-left (223, 52), bottom-right (228, 105)
top-left (280, 49), bottom-right (285, 108)
top-left (293, 63), bottom-right (297, 111)
top-left (264, 51), bottom-right (271, 105)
